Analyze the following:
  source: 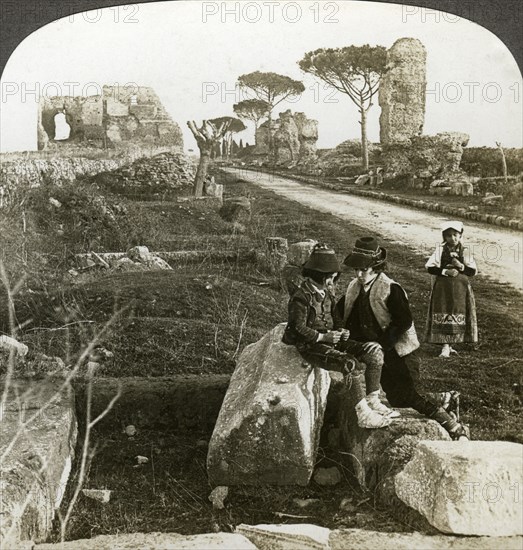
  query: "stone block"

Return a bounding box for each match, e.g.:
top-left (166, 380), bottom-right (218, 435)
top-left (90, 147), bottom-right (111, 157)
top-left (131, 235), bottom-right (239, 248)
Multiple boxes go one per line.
top-left (332, 382), bottom-right (450, 501)
top-left (395, 441), bottom-right (523, 536)
top-left (207, 323), bottom-right (331, 486)
top-left (287, 240), bottom-right (318, 267)
top-left (237, 523), bottom-right (330, 550)
top-left (219, 197), bottom-right (251, 224)
top-left (127, 245), bottom-right (151, 263)
top-left (35, 532), bottom-right (257, 549)
top-left (355, 175), bottom-right (370, 185)
top-left (0, 335), bottom-right (29, 357)
top-left (330, 528), bottom-right (523, 549)
top-left (0, 379), bottom-right (77, 547)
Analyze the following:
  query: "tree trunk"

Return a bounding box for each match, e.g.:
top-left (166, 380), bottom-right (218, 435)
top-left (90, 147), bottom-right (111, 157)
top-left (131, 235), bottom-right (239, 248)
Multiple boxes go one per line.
top-left (360, 107), bottom-right (369, 171)
top-left (267, 111), bottom-right (274, 162)
top-left (193, 148), bottom-right (211, 197)
top-left (187, 119), bottom-right (230, 196)
top-left (496, 142), bottom-right (508, 183)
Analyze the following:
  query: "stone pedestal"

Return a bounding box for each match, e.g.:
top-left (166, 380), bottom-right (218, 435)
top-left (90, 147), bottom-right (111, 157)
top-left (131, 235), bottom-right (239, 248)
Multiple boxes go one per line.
top-left (207, 323), bottom-right (330, 486)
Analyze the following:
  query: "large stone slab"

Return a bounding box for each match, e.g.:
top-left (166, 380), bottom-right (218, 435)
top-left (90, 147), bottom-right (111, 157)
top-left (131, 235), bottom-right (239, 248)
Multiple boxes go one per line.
top-left (330, 528), bottom-right (523, 549)
top-left (207, 323), bottom-right (330, 485)
top-left (36, 532), bottom-right (256, 549)
top-left (328, 379), bottom-right (450, 500)
top-left (237, 523), bottom-right (330, 550)
top-left (0, 378), bottom-right (77, 548)
top-left (395, 441), bottom-right (523, 536)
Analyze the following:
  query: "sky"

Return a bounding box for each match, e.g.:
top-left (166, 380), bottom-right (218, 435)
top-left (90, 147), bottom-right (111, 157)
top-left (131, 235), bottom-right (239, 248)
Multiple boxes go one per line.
top-left (0, 0), bottom-right (522, 153)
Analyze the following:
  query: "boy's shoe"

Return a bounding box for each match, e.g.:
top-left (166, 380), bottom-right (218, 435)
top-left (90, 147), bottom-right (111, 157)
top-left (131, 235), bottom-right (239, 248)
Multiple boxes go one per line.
top-left (430, 391), bottom-right (461, 421)
top-left (431, 407), bottom-right (470, 440)
top-left (356, 399), bottom-right (393, 429)
top-left (366, 391), bottom-right (401, 418)
top-left (449, 423), bottom-right (470, 441)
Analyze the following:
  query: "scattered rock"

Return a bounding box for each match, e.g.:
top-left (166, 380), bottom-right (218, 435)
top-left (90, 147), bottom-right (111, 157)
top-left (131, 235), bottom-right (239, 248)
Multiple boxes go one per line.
top-left (204, 176), bottom-right (224, 200)
top-left (127, 245), bottom-right (151, 263)
top-left (293, 498), bottom-right (321, 509)
top-left (82, 489), bottom-right (112, 504)
top-left (209, 486), bottom-right (229, 510)
top-left (89, 347), bottom-right (113, 363)
top-left (339, 497), bottom-right (357, 514)
top-left (355, 175), bottom-right (370, 185)
top-left (481, 194), bottom-right (503, 205)
top-left (219, 197), bottom-right (251, 224)
top-left (135, 456), bottom-right (149, 465)
top-left (125, 425), bottom-right (137, 437)
top-left (0, 335), bottom-right (29, 357)
top-left (313, 466), bottom-right (342, 486)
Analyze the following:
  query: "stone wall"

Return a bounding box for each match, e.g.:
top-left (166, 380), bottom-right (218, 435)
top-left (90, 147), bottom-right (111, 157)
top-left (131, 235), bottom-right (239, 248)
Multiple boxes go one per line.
top-left (0, 146), bottom-right (177, 195)
top-left (379, 38), bottom-right (426, 143)
top-left (382, 132), bottom-right (470, 179)
top-left (38, 85), bottom-right (183, 151)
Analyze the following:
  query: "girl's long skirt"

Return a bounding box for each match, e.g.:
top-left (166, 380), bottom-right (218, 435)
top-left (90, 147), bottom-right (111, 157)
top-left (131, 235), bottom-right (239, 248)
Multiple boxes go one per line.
top-left (425, 274), bottom-right (478, 344)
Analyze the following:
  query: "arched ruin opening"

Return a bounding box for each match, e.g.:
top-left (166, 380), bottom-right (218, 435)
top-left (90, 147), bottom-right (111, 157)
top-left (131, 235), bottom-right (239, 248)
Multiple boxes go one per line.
top-left (53, 111), bottom-right (71, 141)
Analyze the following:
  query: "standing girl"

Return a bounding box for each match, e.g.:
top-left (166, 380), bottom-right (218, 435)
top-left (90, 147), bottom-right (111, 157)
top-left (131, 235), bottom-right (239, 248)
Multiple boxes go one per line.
top-left (425, 221), bottom-right (478, 357)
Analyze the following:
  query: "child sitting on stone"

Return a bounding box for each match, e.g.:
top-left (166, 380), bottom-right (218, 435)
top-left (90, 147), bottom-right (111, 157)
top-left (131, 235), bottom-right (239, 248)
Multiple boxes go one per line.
top-left (282, 243), bottom-right (396, 429)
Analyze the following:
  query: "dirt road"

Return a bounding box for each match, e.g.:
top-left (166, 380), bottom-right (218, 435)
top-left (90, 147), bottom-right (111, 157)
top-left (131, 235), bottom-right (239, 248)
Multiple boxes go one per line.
top-left (225, 168), bottom-right (523, 291)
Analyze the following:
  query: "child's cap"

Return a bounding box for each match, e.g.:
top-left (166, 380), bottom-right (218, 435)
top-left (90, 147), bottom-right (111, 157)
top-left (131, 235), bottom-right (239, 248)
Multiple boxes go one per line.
top-left (343, 236), bottom-right (387, 269)
top-left (441, 221), bottom-right (463, 234)
top-left (303, 243), bottom-right (341, 273)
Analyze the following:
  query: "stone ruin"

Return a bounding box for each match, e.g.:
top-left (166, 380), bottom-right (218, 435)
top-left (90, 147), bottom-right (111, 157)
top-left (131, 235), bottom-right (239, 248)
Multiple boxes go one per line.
top-left (37, 85), bottom-right (183, 151)
top-left (255, 110), bottom-right (318, 169)
top-left (379, 38), bottom-right (426, 143)
top-left (378, 38), bottom-right (473, 194)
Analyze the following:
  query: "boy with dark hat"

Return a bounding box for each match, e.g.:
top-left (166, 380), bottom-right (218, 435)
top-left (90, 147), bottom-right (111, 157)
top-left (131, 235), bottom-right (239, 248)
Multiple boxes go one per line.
top-left (335, 236), bottom-right (469, 440)
top-left (282, 243), bottom-right (395, 429)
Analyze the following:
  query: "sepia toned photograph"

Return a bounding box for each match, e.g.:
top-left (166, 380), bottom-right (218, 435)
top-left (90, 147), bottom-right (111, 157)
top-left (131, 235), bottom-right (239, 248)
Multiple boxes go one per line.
top-left (0, 1), bottom-right (522, 548)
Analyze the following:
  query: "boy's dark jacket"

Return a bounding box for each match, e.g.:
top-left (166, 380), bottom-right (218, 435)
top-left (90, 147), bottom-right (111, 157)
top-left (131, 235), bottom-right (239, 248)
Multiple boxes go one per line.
top-left (282, 279), bottom-right (338, 345)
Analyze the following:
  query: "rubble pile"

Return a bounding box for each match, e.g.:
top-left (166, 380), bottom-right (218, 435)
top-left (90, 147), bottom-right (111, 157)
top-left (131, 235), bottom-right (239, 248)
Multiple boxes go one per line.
top-left (94, 152), bottom-right (196, 195)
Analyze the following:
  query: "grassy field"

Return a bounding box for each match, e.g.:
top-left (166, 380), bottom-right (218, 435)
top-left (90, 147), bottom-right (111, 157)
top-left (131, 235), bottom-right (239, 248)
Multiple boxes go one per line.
top-left (2, 166), bottom-right (522, 540)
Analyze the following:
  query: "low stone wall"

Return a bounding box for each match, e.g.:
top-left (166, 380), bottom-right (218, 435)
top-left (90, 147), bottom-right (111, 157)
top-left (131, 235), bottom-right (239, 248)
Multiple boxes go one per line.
top-left (78, 375), bottom-right (231, 434)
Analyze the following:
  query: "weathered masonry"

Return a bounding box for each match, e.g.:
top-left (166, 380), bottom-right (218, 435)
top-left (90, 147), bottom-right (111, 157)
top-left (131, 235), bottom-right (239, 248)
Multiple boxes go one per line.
top-left (37, 86), bottom-right (183, 150)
